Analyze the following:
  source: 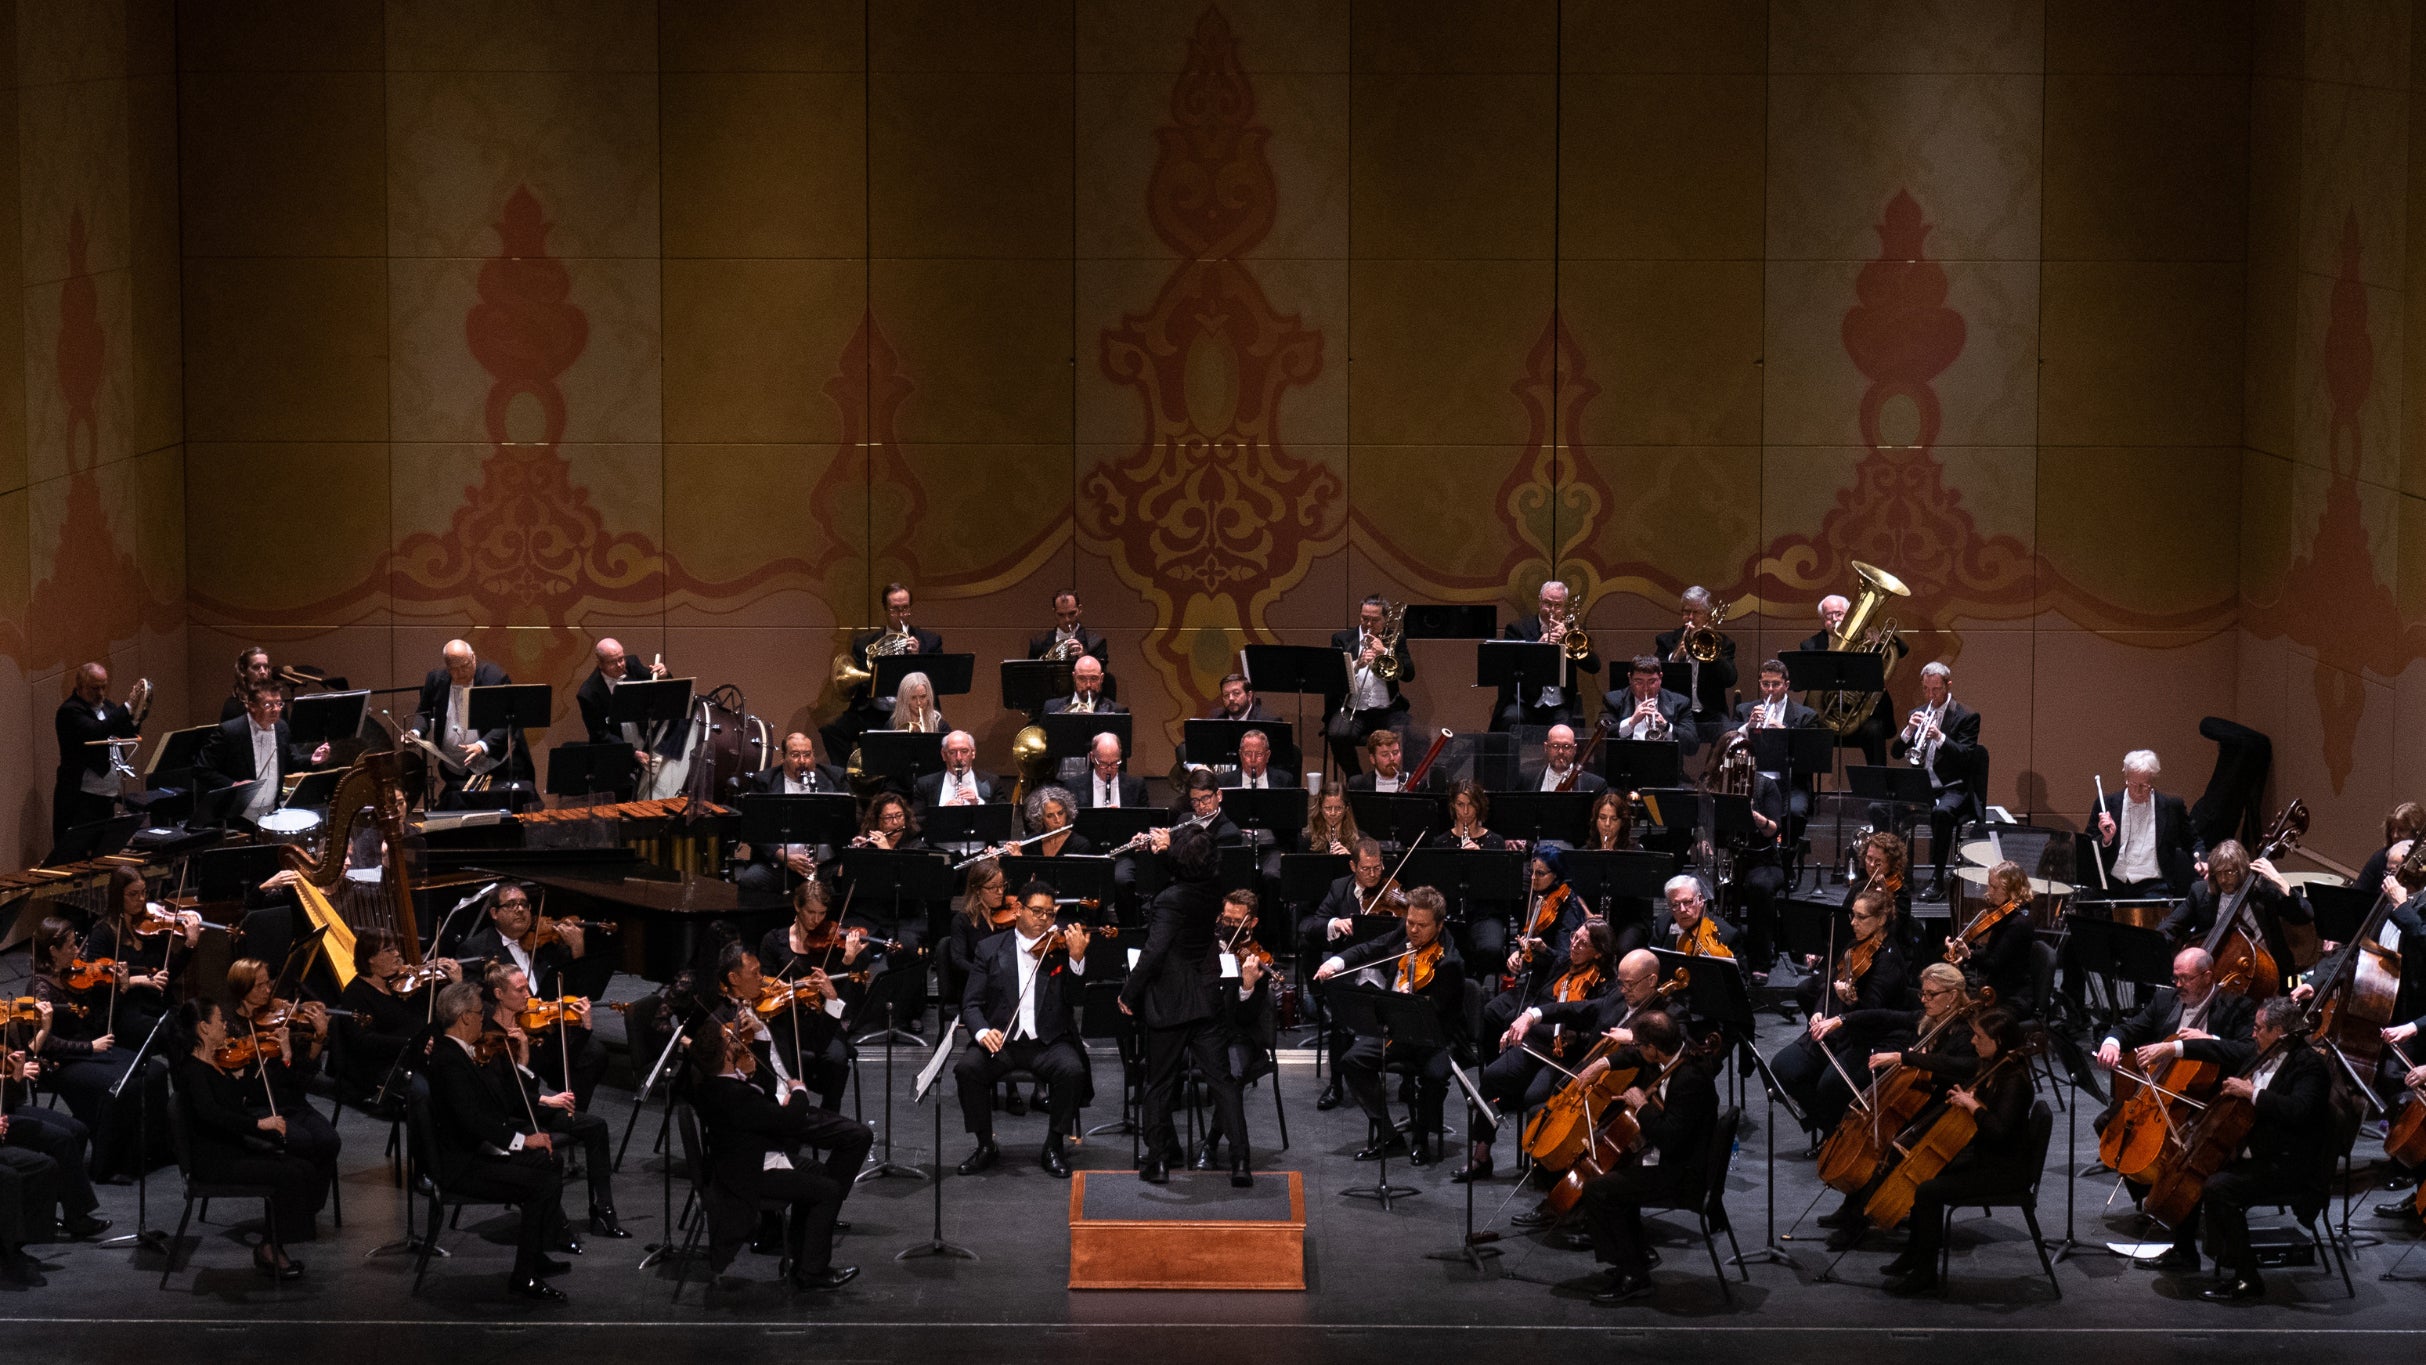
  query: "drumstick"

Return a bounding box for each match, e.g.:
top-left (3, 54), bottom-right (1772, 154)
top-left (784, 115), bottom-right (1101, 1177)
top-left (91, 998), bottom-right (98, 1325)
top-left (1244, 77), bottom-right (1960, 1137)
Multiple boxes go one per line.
top-left (2090, 775), bottom-right (2112, 892)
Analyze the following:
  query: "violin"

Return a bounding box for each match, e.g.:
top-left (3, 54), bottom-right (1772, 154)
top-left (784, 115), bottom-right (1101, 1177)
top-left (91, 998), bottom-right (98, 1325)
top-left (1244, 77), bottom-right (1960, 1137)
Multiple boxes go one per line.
top-left (1827, 933), bottom-right (1884, 1015)
top-left (134, 903), bottom-right (230, 936)
top-left (470, 1033), bottom-right (514, 1066)
top-left (1223, 923), bottom-right (1275, 970)
top-left (753, 971), bottom-right (872, 1018)
top-left (1357, 879), bottom-right (1410, 917)
top-left (1949, 897), bottom-right (2023, 961)
top-left (516, 997), bottom-right (632, 1033)
top-left (518, 915), bottom-right (616, 952)
top-left (1397, 938), bottom-right (1445, 992)
top-left (385, 961), bottom-right (453, 992)
top-left (211, 1033), bottom-right (271, 1070)
top-left (3, 996), bottom-right (83, 1023)
top-left (1026, 923), bottom-right (1119, 961)
top-left (65, 958), bottom-right (123, 991)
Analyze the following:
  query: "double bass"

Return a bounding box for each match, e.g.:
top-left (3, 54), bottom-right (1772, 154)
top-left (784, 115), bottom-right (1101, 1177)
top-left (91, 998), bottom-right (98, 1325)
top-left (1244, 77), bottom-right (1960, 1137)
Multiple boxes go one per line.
top-left (2301, 837), bottom-right (2426, 1085)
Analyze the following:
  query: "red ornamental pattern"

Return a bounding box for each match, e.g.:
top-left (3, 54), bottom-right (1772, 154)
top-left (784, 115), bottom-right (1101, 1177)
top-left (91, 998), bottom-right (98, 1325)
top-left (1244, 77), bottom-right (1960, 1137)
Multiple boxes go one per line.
top-left (1079, 7), bottom-right (1343, 730)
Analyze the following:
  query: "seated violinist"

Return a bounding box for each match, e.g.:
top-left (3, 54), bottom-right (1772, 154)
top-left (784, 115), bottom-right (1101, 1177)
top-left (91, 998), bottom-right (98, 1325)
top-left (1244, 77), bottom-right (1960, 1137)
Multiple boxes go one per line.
top-left (485, 959), bottom-right (607, 1115)
top-left (455, 883), bottom-right (590, 999)
top-left (2131, 996), bottom-right (2331, 1302)
top-left (224, 958), bottom-right (342, 1199)
top-left (2156, 839), bottom-right (2311, 994)
top-left (684, 1016), bottom-right (861, 1291)
top-left (953, 880), bottom-right (1093, 1179)
top-left (28, 916), bottom-right (144, 1180)
top-left (1303, 838), bottom-right (1397, 1111)
top-left (1457, 920), bottom-right (1618, 1184)
top-left (1314, 887), bottom-right (1467, 1166)
top-left (172, 1000), bottom-right (324, 1282)
top-left (1478, 846), bottom-right (1593, 1052)
top-left (755, 879), bottom-right (876, 1112)
top-left (941, 859), bottom-right (1013, 1018)
top-left (1808, 962), bottom-right (1981, 1251)
top-left (478, 963), bottom-right (625, 1240)
top-left (1944, 859), bottom-right (2038, 1013)
top-left (84, 865), bottom-right (200, 1046)
top-left (1194, 889), bottom-right (1279, 1174)
top-left (334, 927), bottom-right (462, 1098)
top-left (422, 982), bottom-right (571, 1301)
top-left (1575, 1009), bottom-right (1720, 1304)
top-left (1659, 874), bottom-right (1738, 960)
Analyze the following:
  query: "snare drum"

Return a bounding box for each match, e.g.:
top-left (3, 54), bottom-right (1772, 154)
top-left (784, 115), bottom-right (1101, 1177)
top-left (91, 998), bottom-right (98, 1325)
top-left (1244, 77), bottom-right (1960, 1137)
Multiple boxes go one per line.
top-left (257, 807), bottom-right (322, 844)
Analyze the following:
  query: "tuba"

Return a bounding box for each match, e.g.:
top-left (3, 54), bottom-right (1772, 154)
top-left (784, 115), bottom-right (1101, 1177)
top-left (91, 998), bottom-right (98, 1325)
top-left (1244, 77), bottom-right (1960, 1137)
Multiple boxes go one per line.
top-left (1807, 561), bottom-right (1910, 737)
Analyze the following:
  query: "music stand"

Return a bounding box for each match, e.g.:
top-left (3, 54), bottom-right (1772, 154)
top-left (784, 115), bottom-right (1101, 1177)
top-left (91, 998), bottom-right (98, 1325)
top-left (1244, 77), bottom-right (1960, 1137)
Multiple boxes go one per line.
top-left (1603, 739), bottom-right (1683, 790)
top-left (1185, 718), bottom-right (1297, 770)
top-left (999, 658), bottom-right (1073, 714)
top-left (1403, 605), bottom-right (1496, 641)
top-left (1562, 848), bottom-right (1676, 919)
top-left (1751, 727), bottom-right (1835, 789)
top-left (1427, 1059), bottom-right (1505, 1276)
top-left (605, 676), bottom-right (694, 769)
top-left (998, 856), bottom-right (1115, 919)
top-left (45, 814), bottom-right (139, 866)
top-left (1039, 712), bottom-right (1130, 765)
top-left (286, 689), bottom-right (368, 749)
top-left (1783, 651), bottom-right (1884, 860)
top-left (1396, 848), bottom-right (1526, 927)
top-left (2305, 882), bottom-right (2373, 948)
top-left (857, 729), bottom-right (946, 787)
top-left (839, 846), bottom-right (953, 1177)
top-left (146, 724), bottom-right (216, 785)
top-left (547, 741), bottom-right (639, 802)
top-left (466, 682), bottom-right (551, 793)
top-left (1220, 786), bottom-right (1306, 846)
top-left (188, 778), bottom-right (260, 832)
top-left (1240, 644), bottom-right (1349, 783)
top-left (1346, 792), bottom-right (1443, 849)
top-left (1483, 792), bottom-right (1592, 847)
top-left (1072, 807), bottom-right (1158, 851)
top-left (1280, 853), bottom-right (1352, 908)
top-left (873, 652), bottom-right (976, 701)
top-left (923, 802), bottom-right (1015, 852)
top-left (1323, 983), bottom-right (1440, 1209)
top-left (739, 793), bottom-right (857, 855)
top-left (1476, 640), bottom-right (1562, 715)
top-left (193, 843), bottom-right (283, 902)
top-left (897, 1022), bottom-right (976, 1260)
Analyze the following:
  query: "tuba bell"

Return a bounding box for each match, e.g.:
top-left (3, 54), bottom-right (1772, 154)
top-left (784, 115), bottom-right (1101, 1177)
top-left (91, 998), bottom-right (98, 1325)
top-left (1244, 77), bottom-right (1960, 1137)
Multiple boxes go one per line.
top-left (1008, 724), bottom-right (1053, 812)
top-left (1807, 561), bottom-right (1911, 737)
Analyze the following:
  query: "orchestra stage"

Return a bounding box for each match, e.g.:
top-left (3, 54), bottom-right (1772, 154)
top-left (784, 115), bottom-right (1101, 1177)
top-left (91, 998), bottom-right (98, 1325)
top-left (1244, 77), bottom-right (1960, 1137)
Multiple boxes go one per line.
top-left (3, 958), bottom-right (2419, 1364)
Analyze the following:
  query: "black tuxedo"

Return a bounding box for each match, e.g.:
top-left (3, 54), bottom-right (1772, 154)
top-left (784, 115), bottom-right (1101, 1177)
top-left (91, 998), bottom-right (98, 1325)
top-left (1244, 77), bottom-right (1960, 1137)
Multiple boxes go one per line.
top-left (1216, 767), bottom-right (1297, 792)
top-left (1073, 772), bottom-right (1148, 809)
top-left (1580, 1062), bottom-right (1720, 1277)
top-left (736, 763), bottom-right (848, 894)
top-left (690, 1072), bottom-right (870, 1273)
top-left (1731, 697), bottom-right (1822, 836)
top-left (1327, 627), bottom-right (1416, 774)
top-left (1652, 626), bottom-right (1738, 719)
top-left (2106, 985), bottom-right (2257, 1052)
top-left (2159, 877), bottom-right (2311, 991)
top-left (1516, 761), bottom-right (1606, 794)
top-left (2162, 1040), bottom-right (2334, 1278)
top-left (1599, 686), bottom-right (1701, 756)
top-left (913, 767), bottom-right (1000, 812)
top-left (573, 667), bottom-right (689, 753)
top-left (1124, 875), bottom-right (1247, 1161)
top-left (1345, 768), bottom-right (1435, 796)
top-left (414, 662), bottom-right (514, 761)
top-left (1888, 696), bottom-right (1981, 879)
top-left (1495, 614), bottom-right (1601, 730)
top-left (195, 714), bottom-right (323, 822)
top-left (51, 693), bottom-right (138, 844)
top-left (453, 923), bottom-right (580, 1000)
top-left (821, 625), bottom-right (946, 762)
top-left (1729, 696), bottom-right (1819, 736)
top-left (1326, 930), bottom-right (1468, 1138)
top-left (2084, 789), bottom-right (2201, 896)
top-left (422, 1035), bottom-right (562, 1274)
top-left (953, 928), bottom-right (1093, 1141)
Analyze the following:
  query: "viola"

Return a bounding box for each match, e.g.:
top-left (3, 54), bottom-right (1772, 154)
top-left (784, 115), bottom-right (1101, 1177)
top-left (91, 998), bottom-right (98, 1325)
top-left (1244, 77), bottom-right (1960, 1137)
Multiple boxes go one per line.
top-left (1398, 939), bottom-right (1445, 992)
top-left (386, 961), bottom-right (453, 992)
top-left (1676, 914), bottom-right (1733, 961)
top-left (1223, 922), bottom-right (1275, 970)
top-left (211, 1034), bottom-right (271, 1070)
top-left (1825, 933), bottom-right (1884, 1016)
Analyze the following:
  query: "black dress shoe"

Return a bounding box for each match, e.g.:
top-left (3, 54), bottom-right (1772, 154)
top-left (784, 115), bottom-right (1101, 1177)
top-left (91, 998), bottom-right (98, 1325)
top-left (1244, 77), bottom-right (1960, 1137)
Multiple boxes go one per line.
top-left (1406, 1142), bottom-right (1435, 1167)
top-left (1004, 1088), bottom-right (1028, 1117)
top-left (1231, 1157), bottom-right (1253, 1189)
top-left (1139, 1157), bottom-right (1170, 1185)
top-left (507, 1274), bottom-right (569, 1302)
top-left (555, 1235), bottom-right (583, 1256)
top-left (1450, 1156), bottom-right (1494, 1183)
top-left (1879, 1254), bottom-right (1924, 1278)
top-left (61, 1213), bottom-right (111, 1240)
top-left (1354, 1137), bottom-right (1411, 1162)
top-left (2375, 1199), bottom-right (2423, 1220)
top-left (537, 1256), bottom-right (574, 1277)
top-left (2134, 1248), bottom-right (2201, 1273)
top-left (589, 1206), bottom-right (630, 1239)
top-left (1816, 1207), bottom-right (1862, 1229)
top-left (1316, 1081), bottom-right (1343, 1111)
top-left (2384, 1170), bottom-right (2417, 1192)
top-left (1920, 879), bottom-right (1947, 903)
top-left (1884, 1270), bottom-right (1941, 1297)
top-left (1192, 1139), bottom-right (1221, 1172)
top-left (1039, 1143), bottom-right (1071, 1179)
top-left (791, 1263), bottom-right (859, 1291)
top-left (1591, 1271), bottom-right (1653, 1304)
top-left (2199, 1276), bottom-right (2265, 1303)
top-left (252, 1250), bottom-right (303, 1283)
top-left (1511, 1206), bottom-right (1555, 1229)
top-left (1824, 1224), bottom-right (1866, 1251)
top-left (957, 1141), bottom-right (1000, 1176)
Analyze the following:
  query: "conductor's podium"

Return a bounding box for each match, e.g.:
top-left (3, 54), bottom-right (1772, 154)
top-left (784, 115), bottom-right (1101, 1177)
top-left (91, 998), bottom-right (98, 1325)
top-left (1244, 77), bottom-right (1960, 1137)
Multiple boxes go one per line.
top-left (1068, 1170), bottom-right (1306, 1290)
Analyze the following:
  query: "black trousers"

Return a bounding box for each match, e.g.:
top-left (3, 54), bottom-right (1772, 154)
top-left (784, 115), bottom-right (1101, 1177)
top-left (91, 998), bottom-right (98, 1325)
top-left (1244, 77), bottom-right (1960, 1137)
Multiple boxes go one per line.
top-left (1581, 1163), bottom-right (1696, 1276)
top-left (1927, 788), bottom-right (1969, 877)
top-left (2170, 1159), bottom-right (2298, 1280)
top-left (1341, 1037), bottom-right (1450, 1137)
top-left (542, 1107), bottom-right (615, 1208)
top-left (1472, 1045), bottom-right (1562, 1145)
top-left (1900, 1160), bottom-right (2007, 1263)
top-left (36, 1051), bottom-right (142, 1178)
top-left (1770, 1032), bottom-right (1858, 1134)
top-left (954, 1037), bottom-right (1086, 1142)
top-left (760, 1163), bottom-right (847, 1272)
top-left (532, 1030), bottom-right (609, 1112)
top-left (1735, 860), bottom-right (1787, 972)
top-left (1139, 1019), bottom-right (1246, 1163)
top-left (3, 1106), bottom-right (98, 1220)
top-left (1326, 704), bottom-right (1404, 777)
top-left (443, 1151), bottom-right (564, 1275)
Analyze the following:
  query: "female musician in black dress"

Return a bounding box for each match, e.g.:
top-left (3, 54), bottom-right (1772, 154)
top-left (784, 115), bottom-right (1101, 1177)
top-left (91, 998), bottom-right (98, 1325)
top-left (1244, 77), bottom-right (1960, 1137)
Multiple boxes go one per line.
top-left (171, 999), bottom-right (324, 1274)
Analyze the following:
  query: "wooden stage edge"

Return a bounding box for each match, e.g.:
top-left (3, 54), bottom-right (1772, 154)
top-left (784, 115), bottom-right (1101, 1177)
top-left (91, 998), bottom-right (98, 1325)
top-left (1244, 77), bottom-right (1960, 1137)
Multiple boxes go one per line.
top-left (1067, 1170), bottom-right (1307, 1291)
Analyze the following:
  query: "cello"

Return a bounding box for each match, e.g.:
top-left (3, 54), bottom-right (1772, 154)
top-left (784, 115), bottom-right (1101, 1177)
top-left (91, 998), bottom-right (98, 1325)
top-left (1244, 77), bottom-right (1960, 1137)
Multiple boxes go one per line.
top-left (1861, 1049), bottom-right (2030, 1230)
top-left (1541, 1031), bottom-right (1718, 1218)
top-left (1816, 986), bottom-right (1990, 1194)
top-left (1519, 970), bottom-right (1690, 1170)
top-left (2204, 801), bottom-right (2308, 1000)
top-left (2139, 1042), bottom-right (2281, 1229)
top-left (2301, 837), bottom-right (2426, 1086)
top-left (2098, 1033), bottom-right (2224, 1182)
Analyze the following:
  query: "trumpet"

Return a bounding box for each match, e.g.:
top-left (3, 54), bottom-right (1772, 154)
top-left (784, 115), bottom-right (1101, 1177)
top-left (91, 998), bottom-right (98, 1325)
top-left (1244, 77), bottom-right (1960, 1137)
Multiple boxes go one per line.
top-left (1674, 601), bottom-right (1731, 665)
top-left (1901, 703), bottom-right (1942, 766)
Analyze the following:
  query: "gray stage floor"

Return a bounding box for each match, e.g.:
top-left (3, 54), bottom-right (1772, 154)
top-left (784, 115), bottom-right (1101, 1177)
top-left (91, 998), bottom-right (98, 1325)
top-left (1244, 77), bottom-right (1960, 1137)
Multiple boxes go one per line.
top-left (3, 965), bottom-right (2422, 1363)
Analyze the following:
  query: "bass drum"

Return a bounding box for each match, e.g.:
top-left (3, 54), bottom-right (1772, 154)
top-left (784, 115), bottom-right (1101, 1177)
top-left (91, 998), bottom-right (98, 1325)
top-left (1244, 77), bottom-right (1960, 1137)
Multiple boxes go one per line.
top-left (679, 684), bottom-right (775, 805)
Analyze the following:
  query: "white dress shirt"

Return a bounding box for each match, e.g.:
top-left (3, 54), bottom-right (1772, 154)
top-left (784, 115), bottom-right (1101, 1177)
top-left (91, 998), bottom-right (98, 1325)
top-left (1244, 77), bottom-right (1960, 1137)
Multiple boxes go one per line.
top-left (1008, 929), bottom-right (1085, 1040)
top-left (1346, 656), bottom-right (1390, 712)
top-left (1094, 774), bottom-right (1121, 808)
top-left (445, 682), bottom-right (475, 753)
top-left (2114, 794), bottom-right (2161, 883)
top-left (242, 720), bottom-right (279, 819)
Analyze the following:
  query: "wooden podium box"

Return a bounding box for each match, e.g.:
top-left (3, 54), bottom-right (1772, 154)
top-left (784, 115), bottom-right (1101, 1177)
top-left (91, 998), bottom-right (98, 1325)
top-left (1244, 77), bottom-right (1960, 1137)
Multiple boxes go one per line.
top-left (1068, 1170), bottom-right (1306, 1290)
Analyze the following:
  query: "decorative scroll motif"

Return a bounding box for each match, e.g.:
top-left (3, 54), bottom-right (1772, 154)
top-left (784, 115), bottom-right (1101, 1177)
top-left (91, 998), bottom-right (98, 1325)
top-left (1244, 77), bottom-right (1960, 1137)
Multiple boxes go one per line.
top-left (1079, 7), bottom-right (1343, 730)
top-left (2245, 212), bottom-right (2405, 790)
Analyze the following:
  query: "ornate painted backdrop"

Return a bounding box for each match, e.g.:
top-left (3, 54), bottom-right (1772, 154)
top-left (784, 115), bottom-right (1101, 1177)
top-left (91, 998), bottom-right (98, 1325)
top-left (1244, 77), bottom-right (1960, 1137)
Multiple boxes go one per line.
top-left (0, 0), bottom-right (2364, 871)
